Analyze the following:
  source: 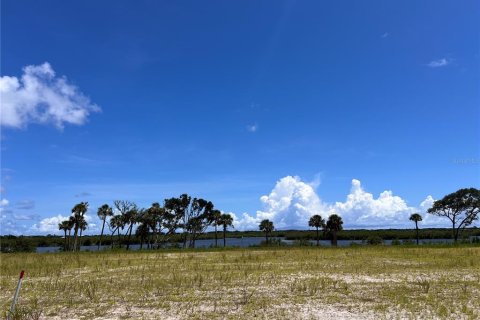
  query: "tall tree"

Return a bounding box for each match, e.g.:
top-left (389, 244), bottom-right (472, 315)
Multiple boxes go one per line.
top-left (326, 214), bottom-right (343, 246)
top-left (109, 215), bottom-right (124, 249)
top-left (149, 202), bottom-right (182, 249)
top-left (165, 194), bottom-right (191, 248)
top-left (409, 213), bottom-right (423, 245)
top-left (97, 204), bottom-right (113, 250)
top-left (58, 220), bottom-right (70, 251)
top-left (428, 188), bottom-right (480, 242)
top-left (124, 207), bottom-right (139, 251)
top-left (77, 217), bottom-right (88, 249)
top-left (308, 215), bottom-right (325, 246)
top-left (164, 195), bottom-right (215, 248)
top-left (71, 202), bottom-right (89, 252)
top-left (211, 210), bottom-right (222, 247)
top-left (218, 213), bottom-right (234, 247)
top-left (113, 200), bottom-right (137, 250)
top-left (259, 219), bottom-right (274, 244)
top-left (67, 216), bottom-right (75, 251)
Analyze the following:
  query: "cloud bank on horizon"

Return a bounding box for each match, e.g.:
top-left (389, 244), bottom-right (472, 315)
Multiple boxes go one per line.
top-left (229, 176), bottom-right (444, 231)
top-left (0, 62), bottom-right (100, 129)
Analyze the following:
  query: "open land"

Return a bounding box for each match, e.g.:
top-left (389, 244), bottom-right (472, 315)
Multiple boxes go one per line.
top-left (1, 245), bottom-right (479, 319)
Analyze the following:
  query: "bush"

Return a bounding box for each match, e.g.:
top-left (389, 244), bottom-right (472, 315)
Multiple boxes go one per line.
top-left (292, 239), bottom-right (314, 246)
top-left (391, 238), bottom-right (401, 246)
top-left (366, 236), bottom-right (383, 245)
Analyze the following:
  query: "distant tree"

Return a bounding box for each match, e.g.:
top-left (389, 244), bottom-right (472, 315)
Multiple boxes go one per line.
top-left (259, 219), bottom-right (274, 244)
top-left (218, 213), bottom-right (234, 247)
top-left (428, 188), bottom-right (480, 242)
top-left (211, 210), bottom-right (222, 247)
top-left (308, 215), bottom-right (325, 246)
top-left (67, 216), bottom-right (75, 251)
top-left (164, 195), bottom-right (215, 248)
top-left (113, 200), bottom-right (137, 250)
top-left (164, 194), bottom-right (192, 248)
top-left (109, 215), bottom-right (124, 249)
top-left (97, 204), bottom-right (113, 250)
top-left (124, 207), bottom-right (139, 250)
top-left (326, 214), bottom-right (343, 246)
top-left (409, 213), bottom-right (423, 245)
top-left (58, 220), bottom-right (70, 251)
top-left (149, 202), bottom-right (182, 249)
top-left (71, 202), bottom-right (89, 252)
top-left (135, 220), bottom-right (150, 250)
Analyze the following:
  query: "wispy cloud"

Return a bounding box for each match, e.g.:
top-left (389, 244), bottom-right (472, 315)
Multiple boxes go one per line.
top-left (246, 123), bottom-right (258, 133)
top-left (0, 62), bottom-right (100, 129)
top-left (16, 200), bottom-right (35, 210)
top-left (427, 58), bottom-right (450, 68)
top-left (381, 32), bottom-right (389, 38)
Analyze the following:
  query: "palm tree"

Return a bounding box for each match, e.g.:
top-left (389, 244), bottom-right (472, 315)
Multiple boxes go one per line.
top-left (259, 219), bottom-right (274, 244)
top-left (211, 210), bottom-right (222, 247)
top-left (77, 217), bottom-right (88, 249)
top-left (67, 216), bottom-right (75, 251)
top-left (326, 214), bottom-right (343, 246)
top-left (71, 202), bottom-right (89, 252)
top-left (109, 215), bottom-right (124, 249)
top-left (218, 213), bottom-right (234, 247)
top-left (124, 207), bottom-right (139, 250)
top-left (135, 222), bottom-right (150, 250)
top-left (409, 213), bottom-right (423, 245)
top-left (308, 215), bottom-right (325, 246)
top-left (58, 220), bottom-right (70, 251)
top-left (97, 204), bottom-right (113, 250)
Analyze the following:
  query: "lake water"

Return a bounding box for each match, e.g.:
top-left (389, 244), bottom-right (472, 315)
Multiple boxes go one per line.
top-left (35, 237), bottom-right (460, 253)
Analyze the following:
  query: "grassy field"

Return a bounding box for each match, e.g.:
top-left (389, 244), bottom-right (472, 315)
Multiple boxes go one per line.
top-left (1, 246), bottom-right (479, 319)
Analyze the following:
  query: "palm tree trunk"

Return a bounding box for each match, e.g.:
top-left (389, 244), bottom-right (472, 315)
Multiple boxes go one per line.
top-left (415, 221), bottom-right (419, 245)
top-left (63, 230), bottom-right (67, 251)
top-left (99, 218), bottom-right (106, 250)
top-left (316, 227), bottom-right (319, 246)
top-left (126, 224), bottom-right (133, 250)
top-left (67, 229), bottom-right (71, 251)
top-left (215, 224), bottom-right (218, 247)
top-left (265, 232), bottom-right (268, 244)
top-left (72, 226), bottom-right (79, 252)
top-left (223, 226), bottom-right (227, 247)
top-left (332, 230), bottom-right (337, 246)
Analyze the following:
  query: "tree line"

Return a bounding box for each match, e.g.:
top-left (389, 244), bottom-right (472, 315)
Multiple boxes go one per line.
top-left (58, 187), bottom-right (479, 251)
top-left (59, 194), bottom-right (234, 252)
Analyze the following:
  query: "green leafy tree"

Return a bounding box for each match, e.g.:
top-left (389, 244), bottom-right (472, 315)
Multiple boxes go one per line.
top-left (308, 214), bottom-right (325, 246)
top-left (326, 214), bottom-right (343, 246)
top-left (409, 213), bottom-right (422, 245)
top-left (428, 188), bottom-right (480, 242)
top-left (218, 213), bottom-right (234, 247)
top-left (97, 204), bottom-right (113, 250)
top-left (259, 219), bottom-right (274, 244)
top-left (164, 194), bottom-right (192, 248)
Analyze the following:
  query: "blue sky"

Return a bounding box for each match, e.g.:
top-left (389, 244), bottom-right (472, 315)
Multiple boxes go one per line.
top-left (1, 0), bottom-right (479, 234)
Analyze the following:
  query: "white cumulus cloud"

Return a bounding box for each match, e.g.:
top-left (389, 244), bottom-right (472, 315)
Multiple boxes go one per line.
top-left (0, 62), bottom-right (100, 129)
top-left (233, 176), bottom-right (449, 230)
top-left (30, 213), bottom-right (98, 234)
